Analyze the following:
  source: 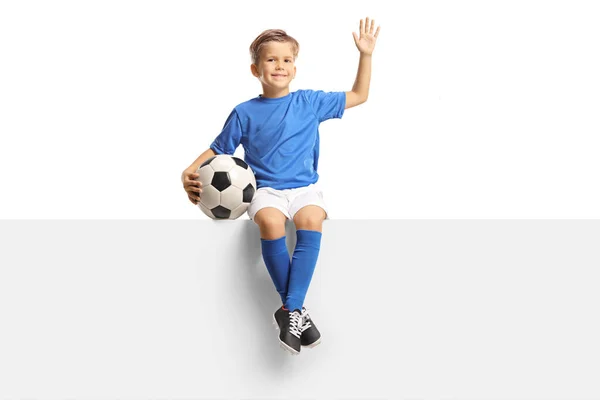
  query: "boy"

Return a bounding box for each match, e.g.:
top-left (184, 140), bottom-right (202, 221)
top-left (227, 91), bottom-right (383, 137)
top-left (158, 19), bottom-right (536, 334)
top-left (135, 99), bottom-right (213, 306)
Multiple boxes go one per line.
top-left (181, 18), bottom-right (380, 355)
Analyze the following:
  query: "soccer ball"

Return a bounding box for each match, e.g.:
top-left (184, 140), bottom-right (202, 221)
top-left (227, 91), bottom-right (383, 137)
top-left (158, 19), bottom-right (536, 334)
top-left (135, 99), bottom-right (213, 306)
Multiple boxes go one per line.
top-left (195, 154), bottom-right (257, 220)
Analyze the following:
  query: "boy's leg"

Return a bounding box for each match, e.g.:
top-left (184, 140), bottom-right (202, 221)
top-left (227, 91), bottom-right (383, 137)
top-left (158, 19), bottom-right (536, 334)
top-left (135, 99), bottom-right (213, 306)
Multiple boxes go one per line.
top-left (253, 207), bottom-right (290, 304)
top-left (252, 205), bottom-right (303, 355)
top-left (285, 185), bottom-right (328, 347)
top-left (285, 205), bottom-right (326, 312)
top-left (249, 188), bottom-right (292, 303)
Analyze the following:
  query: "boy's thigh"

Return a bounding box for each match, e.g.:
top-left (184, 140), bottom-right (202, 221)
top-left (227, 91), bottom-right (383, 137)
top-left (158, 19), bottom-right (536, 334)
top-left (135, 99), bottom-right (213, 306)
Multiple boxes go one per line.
top-left (288, 183), bottom-right (329, 221)
top-left (247, 187), bottom-right (291, 221)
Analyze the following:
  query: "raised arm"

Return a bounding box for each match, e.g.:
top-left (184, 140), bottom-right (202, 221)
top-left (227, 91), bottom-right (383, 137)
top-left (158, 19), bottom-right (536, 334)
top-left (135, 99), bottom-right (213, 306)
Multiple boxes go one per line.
top-left (346, 17), bottom-right (381, 109)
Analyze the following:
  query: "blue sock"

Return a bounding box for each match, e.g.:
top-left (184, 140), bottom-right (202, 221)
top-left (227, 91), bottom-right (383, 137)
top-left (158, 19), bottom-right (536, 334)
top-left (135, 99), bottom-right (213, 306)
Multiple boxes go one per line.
top-left (285, 230), bottom-right (322, 311)
top-left (261, 236), bottom-right (290, 304)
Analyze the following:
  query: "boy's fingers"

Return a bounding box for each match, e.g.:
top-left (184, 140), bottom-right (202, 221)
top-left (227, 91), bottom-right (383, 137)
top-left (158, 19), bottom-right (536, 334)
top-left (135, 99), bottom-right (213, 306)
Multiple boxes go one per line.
top-left (186, 185), bottom-right (202, 193)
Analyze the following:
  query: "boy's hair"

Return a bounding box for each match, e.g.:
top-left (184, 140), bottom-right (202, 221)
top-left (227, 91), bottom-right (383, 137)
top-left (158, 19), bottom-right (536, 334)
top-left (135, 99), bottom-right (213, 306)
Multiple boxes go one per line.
top-left (249, 29), bottom-right (300, 65)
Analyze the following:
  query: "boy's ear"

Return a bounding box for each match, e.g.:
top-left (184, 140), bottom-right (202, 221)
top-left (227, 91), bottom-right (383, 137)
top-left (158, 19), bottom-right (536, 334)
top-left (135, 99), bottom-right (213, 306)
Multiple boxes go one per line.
top-left (293, 65), bottom-right (296, 79)
top-left (250, 64), bottom-right (259, 77)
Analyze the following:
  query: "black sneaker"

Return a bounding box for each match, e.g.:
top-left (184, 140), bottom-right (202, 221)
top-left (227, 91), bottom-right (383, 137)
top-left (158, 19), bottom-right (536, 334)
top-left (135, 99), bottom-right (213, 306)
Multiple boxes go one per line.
top-left (273, 306), bottom-right (302, 355)
top-left (300, 307), bottom-right (321, 348)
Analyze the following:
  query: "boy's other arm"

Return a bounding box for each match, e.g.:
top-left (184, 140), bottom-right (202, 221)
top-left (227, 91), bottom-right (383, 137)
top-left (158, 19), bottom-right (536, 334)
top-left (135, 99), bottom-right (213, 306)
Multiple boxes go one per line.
top-left (346, 53), bottom-right (372, 109)
top-left (345, 17), bottom-right (381, 110)
top-left (181, 147), bottom-right (216, 205)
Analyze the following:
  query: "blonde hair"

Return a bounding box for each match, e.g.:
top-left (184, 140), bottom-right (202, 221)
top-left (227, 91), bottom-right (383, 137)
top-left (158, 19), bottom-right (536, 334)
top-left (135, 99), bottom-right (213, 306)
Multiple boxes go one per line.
top-left (249, 29), bottom-right (299, 65)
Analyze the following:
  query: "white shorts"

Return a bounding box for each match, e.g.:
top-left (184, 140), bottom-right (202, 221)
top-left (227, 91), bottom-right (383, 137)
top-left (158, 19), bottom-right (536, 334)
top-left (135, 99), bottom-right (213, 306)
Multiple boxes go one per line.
top-left (247, 182), bottom-right (329, 221)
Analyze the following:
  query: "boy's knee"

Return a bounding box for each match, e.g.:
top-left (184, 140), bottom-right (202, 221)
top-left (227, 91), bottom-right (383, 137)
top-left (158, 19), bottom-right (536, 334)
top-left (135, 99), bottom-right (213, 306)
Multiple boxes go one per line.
top-left (293, 206), bottom-right (326, 230)
top-left (254, 208), bottom-right (287, 239)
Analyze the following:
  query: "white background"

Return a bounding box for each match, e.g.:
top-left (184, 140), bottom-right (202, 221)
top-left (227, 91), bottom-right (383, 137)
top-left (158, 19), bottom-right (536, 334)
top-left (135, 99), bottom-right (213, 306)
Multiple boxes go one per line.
top-left (1, 0), bottom-right (599, 219)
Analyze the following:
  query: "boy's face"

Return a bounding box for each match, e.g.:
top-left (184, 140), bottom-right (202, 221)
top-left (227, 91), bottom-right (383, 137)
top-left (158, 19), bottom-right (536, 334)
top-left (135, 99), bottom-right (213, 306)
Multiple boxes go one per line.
top-left (251, 41), bottom-right (296, 95)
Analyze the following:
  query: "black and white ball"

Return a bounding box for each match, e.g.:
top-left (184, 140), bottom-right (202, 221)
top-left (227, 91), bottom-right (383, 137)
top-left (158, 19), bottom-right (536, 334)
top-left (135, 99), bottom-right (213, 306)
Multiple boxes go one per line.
top-left (195, 155), bottom-right (257, 220)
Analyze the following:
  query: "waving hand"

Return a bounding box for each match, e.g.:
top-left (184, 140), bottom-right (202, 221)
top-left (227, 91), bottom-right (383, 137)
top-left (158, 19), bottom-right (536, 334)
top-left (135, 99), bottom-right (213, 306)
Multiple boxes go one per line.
top-left (352, 17), bottom-right (381, 55)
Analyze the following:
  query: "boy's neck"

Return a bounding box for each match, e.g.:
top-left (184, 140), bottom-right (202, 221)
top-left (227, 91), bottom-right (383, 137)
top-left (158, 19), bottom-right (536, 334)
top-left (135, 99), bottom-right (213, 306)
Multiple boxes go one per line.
top-left (260, 86), bottom-right (290, 99)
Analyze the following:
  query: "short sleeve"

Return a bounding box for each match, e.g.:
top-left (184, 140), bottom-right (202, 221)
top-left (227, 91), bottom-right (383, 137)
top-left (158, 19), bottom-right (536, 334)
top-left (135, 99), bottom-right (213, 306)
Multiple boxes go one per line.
top-left (301, 90), bottom-right (346, 122)
top-left (210, 109), bottom-right (243, 155)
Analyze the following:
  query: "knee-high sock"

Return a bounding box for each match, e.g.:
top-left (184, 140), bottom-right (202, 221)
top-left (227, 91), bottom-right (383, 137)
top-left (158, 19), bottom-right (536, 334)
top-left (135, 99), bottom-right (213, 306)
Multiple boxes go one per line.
top-left (261, 236), bottom-right (290, 304)
top-left (285, 229), bottom-right (322, 311)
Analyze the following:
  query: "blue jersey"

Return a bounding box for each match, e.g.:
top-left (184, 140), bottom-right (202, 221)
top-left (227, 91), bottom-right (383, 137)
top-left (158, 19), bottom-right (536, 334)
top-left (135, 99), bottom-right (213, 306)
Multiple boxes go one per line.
top-left (209, 89), bottom-right (346, 190)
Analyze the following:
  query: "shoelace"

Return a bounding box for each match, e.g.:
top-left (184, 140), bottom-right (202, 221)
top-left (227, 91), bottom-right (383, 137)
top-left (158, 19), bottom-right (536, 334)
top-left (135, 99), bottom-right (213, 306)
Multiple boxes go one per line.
top-left (288, 310), bottom-right (303, 339)
top-left (300, 307), bottom-right (312, 332)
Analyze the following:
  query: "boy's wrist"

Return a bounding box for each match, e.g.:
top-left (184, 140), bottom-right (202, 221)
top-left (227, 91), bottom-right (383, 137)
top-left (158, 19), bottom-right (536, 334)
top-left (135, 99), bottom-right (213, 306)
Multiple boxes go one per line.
top-left (182, 167), bottom-right (195, 181)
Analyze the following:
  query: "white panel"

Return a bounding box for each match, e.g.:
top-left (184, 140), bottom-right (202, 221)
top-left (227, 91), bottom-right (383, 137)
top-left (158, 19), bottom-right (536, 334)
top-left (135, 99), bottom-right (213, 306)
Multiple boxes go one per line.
top-left (209, 154), bottom-right (235, 173)
top-left (199, 185), bottom-right (220, 209)
top-left (1, 220), bottom-right (599, 399)
top-left (220, 186), bottom-right (243, 212)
